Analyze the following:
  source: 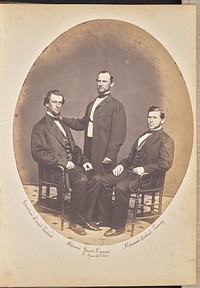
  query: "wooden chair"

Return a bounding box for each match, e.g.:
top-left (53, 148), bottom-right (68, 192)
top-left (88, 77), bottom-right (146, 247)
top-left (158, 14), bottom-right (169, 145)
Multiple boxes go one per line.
top-left (129, 172), bottom-right (166, 236)
top-left (37, 164), bottom-right (71, 231)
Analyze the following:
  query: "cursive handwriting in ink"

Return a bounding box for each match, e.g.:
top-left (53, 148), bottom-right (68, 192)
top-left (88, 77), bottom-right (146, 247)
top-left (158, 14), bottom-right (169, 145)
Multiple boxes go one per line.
top-left (82, 245), bottom-right (110, 260)
top-left (123, 217), bottom-right (165, 249)
top-left (23, 200), bottom-right (53, 238)
top-left (66, 240), bottom-right (81, 250)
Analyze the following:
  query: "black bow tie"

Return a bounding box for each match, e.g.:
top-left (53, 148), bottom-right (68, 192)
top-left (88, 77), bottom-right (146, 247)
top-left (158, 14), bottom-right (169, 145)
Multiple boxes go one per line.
top-left (53, 117), bottom-right (61, 122)
top-left (98, 94), bottom-right (107, 99)
top-left (144, 130), bottom-right (155, 135)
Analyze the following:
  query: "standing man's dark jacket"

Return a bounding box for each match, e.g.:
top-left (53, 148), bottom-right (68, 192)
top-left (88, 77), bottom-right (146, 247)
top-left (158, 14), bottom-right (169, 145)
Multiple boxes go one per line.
top-left (63, 94), bottom-right (127, 175)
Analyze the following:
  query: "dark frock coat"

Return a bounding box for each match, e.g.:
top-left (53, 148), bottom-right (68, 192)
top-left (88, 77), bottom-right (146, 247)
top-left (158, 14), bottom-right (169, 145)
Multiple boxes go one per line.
top-left (63, 94), bottom-right (127, 175)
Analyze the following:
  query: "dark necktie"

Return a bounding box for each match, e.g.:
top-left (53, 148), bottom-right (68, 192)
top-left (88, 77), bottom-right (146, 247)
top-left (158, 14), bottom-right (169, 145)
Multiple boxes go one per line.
top-left (146, 130), bottom-right (155, 134)
top-left (98, 94), bottom-right (107, 99)
top-left (53, 117), bottom-right (61, 122)
top-left (137, 130), bottom-right (154, 150)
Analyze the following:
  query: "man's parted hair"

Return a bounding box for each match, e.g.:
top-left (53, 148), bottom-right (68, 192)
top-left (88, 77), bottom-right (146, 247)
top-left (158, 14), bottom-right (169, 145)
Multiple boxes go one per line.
top-left (148, 106), bottom-right (165, 119)
top-left (43, 89), bottom-right (65, 106)
top-left (96, 70), bottom-right (114, 83)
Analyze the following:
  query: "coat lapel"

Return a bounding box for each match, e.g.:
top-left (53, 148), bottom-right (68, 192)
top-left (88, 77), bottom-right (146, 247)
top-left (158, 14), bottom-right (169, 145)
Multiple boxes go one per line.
top-left (87, 100), bottom-right (96, 116)
top-left (96, 93), bottom-right (112, 109)
top-left (61, 123), bottom-right (75, 150)
top-left (128, 129), bottom-right (163, 164)
top-left (139, 129), bottom-right (163, 156)
top-left (87, 94), bottom-right (112, 117)
top-left (44, 114), bottom-right (69, 148)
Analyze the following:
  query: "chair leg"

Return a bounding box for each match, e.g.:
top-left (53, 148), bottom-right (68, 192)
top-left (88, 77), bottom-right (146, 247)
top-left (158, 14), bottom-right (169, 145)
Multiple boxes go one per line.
top-left (158, 193), bottom-right (163, 215)
top-left (46, 186), bottom-right (50, 197)
top-left (141, 194), bottom-right (145, 214)
top-left (131, 194), bottom-right (140, 236)
top-left (151, 193), bottom-right (156, 212)
top-left (61, 197), bottom-right (64, 231)
top-left (38, 184), bottom-right (42, 205)
top-left (57, 187), bottom-right (65, 231)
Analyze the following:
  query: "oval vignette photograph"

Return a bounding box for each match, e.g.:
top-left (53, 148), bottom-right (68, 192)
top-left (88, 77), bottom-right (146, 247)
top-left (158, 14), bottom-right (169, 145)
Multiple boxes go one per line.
top-left (13, 19), bottom-right (193, 246)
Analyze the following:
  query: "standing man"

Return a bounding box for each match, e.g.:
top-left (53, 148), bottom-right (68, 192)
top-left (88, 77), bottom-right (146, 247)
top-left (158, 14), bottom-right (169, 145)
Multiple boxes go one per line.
top-left (63, 71), bottom-right (127, 175)
top-left (31, 89), bottom-right (101, 236)
top-left (96, 106), bottom-right (174, 237)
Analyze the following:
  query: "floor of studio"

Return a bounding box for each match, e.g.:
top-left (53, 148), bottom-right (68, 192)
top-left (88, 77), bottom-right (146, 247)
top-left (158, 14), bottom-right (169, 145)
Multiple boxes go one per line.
top-left (24, 185), bottom-right (172, 246)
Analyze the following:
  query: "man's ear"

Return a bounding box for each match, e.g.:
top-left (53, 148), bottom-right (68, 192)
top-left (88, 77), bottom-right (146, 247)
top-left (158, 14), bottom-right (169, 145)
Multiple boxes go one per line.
top-left (161, 118), bottom-right (165, 125)
top-left (110, 82), bottom-right (114, 88)
top-left (45, 103), bottom-right (49, 108)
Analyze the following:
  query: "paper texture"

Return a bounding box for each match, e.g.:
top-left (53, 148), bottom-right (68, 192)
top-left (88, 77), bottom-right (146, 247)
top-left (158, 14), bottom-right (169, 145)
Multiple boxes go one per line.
top-left (0, 4), bottom-right (197, 286)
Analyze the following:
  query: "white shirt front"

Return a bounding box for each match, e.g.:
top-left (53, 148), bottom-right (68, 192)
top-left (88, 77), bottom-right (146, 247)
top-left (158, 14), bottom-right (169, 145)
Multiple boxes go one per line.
top-left (47, 111), bottom-right (66, 137)
top-left (137, 132), bottom-right (153, 150)
top-left (87, 96), bottom-right (108, 137)
top-left (137, 127), bottom-right (162, 150)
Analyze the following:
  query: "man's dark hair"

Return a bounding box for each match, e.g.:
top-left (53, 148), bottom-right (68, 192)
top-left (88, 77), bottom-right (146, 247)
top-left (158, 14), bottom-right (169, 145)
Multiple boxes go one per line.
top-left (43, 89), bottom-right (65, 106)
top-left (148, 106), bottom-right (165, 119)
top-left (96, 70), bottom-right (114, 83)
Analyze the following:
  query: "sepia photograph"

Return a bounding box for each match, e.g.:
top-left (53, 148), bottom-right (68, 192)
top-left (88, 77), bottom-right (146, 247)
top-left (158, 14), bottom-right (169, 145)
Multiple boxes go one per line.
top-left (0, 4), bottom-right (197, 286)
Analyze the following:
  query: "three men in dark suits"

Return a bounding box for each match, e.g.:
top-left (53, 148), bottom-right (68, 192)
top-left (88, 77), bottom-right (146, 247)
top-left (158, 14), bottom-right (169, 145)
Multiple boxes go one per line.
top-left (62, 71), bottom-right (127, 176)
top-left (96, 106), bottom-right (174, 237)
top-left (31, 90), bottom-right (101, 236)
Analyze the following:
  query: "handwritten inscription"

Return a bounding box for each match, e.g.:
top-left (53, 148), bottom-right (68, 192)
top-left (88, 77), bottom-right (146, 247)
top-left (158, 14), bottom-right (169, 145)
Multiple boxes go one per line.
top-left (65, 240), bottom-right (110, 260)
top-left (23, 200), bottom-right (54, 238)
top-left (23, 199), bottom-right (165, 259)
top-left (66, 240), bottom-right (81, 250)
top-left (123, 218), bottom-right (165, 249)
top-left (82, 245), bottom-right (110, 260)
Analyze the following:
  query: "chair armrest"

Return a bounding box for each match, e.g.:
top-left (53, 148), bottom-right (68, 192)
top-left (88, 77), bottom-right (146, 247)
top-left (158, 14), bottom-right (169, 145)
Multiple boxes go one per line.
top-left (47, 164), bottom-right (65, 174)
top-left (138, 172), bottom-right (166, 191)
top-left (38, 164), bottom-right (67, 186)
top-left (40, 164), bottom-right (65, 170)
top-left (139, 172), bottom-right (165, 180)
top-left (138, 172), bottom-right (150, 183)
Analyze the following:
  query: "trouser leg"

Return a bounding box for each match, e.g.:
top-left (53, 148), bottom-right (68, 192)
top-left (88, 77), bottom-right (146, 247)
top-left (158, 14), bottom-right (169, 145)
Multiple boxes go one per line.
top-left (84, 171), bottom-right (101, 221)
top-left (84, 137), bottom-right (92, 161)
top-left (111, 174), bottom-right (139, 229)
top-left (68, 167), bottom-right (88, 225)
top-left (97, 171), bottom-right (129, 223)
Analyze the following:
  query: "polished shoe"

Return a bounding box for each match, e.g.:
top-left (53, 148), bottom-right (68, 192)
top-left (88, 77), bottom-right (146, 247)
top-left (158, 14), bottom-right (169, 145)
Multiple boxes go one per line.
top-left (103, 228), bottom-right (124, 237)
top-left (95, 220), bottom-right (110, 227)
top-left (84, 221), bottom-right (99, 231)
top-left (68, 222), bottom-right (86, 236)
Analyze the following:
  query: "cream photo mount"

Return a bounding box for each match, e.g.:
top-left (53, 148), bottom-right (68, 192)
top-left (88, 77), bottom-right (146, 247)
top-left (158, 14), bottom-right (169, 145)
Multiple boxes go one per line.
top-left (0, 4), bottom-right (197, 287)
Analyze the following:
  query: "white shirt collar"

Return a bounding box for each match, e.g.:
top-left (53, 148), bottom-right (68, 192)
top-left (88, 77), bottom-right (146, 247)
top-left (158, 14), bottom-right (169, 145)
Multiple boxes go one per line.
top-left (47, 111), bottom-right (61, 119)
